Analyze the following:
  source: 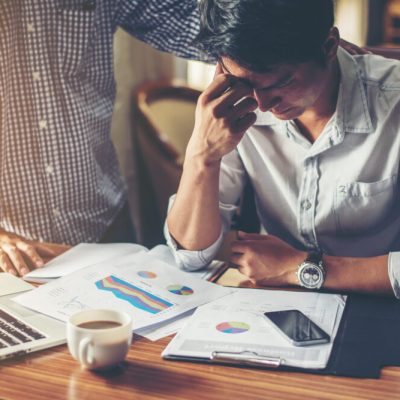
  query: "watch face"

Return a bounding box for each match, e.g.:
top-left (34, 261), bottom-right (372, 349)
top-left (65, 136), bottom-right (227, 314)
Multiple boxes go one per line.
top-left (299, 263), bottom-right (323, 289)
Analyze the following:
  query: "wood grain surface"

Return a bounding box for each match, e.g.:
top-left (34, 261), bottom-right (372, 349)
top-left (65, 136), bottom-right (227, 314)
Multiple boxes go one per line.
top-left (1, 334), bottom-right (400, 400)
top-left (1, 264), bottom-right (400, 399)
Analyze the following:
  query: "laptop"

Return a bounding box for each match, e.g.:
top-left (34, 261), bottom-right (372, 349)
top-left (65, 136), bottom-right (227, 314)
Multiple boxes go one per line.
top-left (0, 273), bottom-right (66, 360)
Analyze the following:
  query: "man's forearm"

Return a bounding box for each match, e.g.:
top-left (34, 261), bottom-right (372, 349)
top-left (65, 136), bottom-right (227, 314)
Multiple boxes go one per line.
top-left (167, 157), bottom-right (222, 250)
top-left (322, 254), bottom-right (393, 295)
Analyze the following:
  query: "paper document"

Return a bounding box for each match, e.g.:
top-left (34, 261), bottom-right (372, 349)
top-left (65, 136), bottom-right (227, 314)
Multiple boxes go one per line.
top-left (24, 243), bottom-right (222, 283)
top-left (14, 252), bottom-right (232, 334)
top-left (162, 289), bottom-right (346, 369)
top-left (24, 243), bottom-right (147, 282)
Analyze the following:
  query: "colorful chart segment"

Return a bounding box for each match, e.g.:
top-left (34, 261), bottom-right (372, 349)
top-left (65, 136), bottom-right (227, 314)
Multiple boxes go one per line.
top-left (216, 321), bottom-right (250, 334)
top-left (137, 271), bottom-right (157, 279)
top-left (167, 285), bottom-right (194, 296)
top-left (95, 275), bottom-right (173, 314)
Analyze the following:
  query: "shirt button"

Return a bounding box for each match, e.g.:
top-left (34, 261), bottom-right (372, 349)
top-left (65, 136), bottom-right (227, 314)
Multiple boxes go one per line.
top-left (302, 200), bottom-right (312, 210)
top-left (32, 72), bottom-right (40, 81)
top-left (46, 165), bottom-right (54, 175)
top-left (27, 23), bottom-right (35, 33)
top-left (39, 120), bottom-right (47, 129)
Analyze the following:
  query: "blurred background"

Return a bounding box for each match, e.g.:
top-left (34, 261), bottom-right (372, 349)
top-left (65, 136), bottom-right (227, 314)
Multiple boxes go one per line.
top-left (111, 0), bottom-right (400, 246)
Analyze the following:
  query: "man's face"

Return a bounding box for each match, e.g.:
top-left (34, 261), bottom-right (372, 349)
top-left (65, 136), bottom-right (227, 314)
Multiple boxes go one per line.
top-left (220, 57), bottom-right (331, 120)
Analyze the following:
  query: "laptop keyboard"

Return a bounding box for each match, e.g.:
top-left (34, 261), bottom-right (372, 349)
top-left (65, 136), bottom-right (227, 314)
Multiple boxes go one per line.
top-left (0, 308), bottom-right (46, 348)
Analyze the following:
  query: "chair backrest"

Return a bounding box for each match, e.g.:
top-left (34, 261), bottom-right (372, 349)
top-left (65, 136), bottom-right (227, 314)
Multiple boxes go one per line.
top-left (133, 80), bottom-right (201, 246)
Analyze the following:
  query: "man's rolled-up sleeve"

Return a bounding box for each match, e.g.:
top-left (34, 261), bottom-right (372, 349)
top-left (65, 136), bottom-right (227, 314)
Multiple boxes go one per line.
top-left (164, 150), bottom-right (248, 270)
top-left (164, 218), bottom-right (224, 271)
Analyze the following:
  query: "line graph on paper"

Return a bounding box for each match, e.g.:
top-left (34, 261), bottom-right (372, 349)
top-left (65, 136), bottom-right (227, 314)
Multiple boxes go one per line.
top-left (57, 296), bottom-right (89, 316)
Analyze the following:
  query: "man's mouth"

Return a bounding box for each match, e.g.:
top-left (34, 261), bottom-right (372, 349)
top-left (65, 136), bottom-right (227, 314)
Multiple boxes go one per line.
top-left (271, 106), bottom-right (293, 115)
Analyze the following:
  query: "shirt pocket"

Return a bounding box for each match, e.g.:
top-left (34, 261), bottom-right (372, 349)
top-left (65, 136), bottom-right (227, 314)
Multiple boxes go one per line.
top-left (57, 7), bottom-right (96, 78)
top-left (334, 175), bottom-right (398, 235)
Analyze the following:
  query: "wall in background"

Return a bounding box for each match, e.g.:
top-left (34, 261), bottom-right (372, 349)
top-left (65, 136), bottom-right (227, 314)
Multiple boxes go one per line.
top-left (336, 0), bottom-right (369, 46)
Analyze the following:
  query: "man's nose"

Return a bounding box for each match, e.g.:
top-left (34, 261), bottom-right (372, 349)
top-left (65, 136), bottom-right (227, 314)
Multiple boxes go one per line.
top-left (252, 90), bottom-right (281, 112)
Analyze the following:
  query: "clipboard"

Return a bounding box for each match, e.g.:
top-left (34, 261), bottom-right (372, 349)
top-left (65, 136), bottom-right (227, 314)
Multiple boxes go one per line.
top-left (163, 293), bottom-right (400, 378)
top-left (310, 293), bottom-right (400, 378)
top-left (164, 351), bottom-right (282, 368)
top-left (162, 289), bottom-right (344, 371)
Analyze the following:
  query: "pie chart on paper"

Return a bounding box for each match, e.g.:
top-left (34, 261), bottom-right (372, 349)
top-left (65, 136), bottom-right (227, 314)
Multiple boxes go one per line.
top-left (137, 271), bottom-right (157, 279)
top-left (216, 321), bottom-right (250, 334)
top-left (166, 284), bottom-right (194, 295)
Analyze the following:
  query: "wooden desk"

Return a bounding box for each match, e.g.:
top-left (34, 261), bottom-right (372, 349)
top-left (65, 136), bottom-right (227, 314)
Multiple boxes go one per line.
top-left (2, 268), bottom-right (400, 399)
top-left (1, 336), bottom-right (400, 399)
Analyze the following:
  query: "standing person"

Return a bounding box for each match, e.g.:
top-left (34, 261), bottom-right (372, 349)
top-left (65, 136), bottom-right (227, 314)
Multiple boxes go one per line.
top-left (166, 0), bottom-right (400, 297)
top-left (0, 0), bottom-right (203, 276)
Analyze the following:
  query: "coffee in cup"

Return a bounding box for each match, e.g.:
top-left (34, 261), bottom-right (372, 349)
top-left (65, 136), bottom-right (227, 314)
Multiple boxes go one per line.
top-left (67, 309), bottom-right (132, 370)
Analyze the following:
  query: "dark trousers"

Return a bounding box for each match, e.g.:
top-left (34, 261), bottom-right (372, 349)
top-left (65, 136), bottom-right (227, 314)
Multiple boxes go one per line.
top-left (100, 203), bottom-right (136, 243)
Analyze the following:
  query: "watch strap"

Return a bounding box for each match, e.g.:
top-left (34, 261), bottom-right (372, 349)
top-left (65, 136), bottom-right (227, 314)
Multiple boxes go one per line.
top-left (297, 251), bottom-right (325, 290)
top-left (305, 251), bottom-right (323, 264)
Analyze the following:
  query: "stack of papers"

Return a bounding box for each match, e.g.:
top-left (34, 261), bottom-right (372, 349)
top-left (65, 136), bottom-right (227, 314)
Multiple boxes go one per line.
top-left (162, 288), bottom-right (346, 369)
top-left (23, 243), bottom-right (147, 282)
top-left (24, 243), bottom-right (222, 283)
top-left (14, 251), bottom-right (231, 341)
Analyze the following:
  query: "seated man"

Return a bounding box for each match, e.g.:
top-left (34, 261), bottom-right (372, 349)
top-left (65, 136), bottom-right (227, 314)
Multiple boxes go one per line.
top-left (166, 0), bottom-right (400, 297)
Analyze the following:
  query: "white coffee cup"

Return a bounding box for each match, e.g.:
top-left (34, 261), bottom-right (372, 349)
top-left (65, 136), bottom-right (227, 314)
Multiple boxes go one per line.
top-left (67, 309), bottom-right (132, 370)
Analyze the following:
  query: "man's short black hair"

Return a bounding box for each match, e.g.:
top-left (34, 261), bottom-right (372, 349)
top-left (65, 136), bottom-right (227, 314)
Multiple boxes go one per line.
top-left (197, 0), bottom-right (335, 72)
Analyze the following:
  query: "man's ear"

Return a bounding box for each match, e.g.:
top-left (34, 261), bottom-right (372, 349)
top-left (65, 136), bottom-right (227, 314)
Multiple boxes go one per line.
top-left (322, 27), bottom-right (340, 63)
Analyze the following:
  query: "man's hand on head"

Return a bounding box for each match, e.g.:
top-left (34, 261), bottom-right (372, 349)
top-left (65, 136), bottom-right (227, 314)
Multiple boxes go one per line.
top-left (0, 230), bottom-right (70, 276)
top-left (185, 63), bottom-right (258, 167)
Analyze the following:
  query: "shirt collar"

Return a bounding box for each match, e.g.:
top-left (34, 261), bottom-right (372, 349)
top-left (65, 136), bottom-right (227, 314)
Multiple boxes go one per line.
top-left (252, 47), bottom-right (373, 135)
top-left (253, 108), bottom-right (279, 126)
top-left (336, 46), bottom-right (373, 134)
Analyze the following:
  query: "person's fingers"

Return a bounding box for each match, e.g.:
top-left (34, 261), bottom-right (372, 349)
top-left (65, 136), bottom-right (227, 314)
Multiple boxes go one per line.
top-left (0, 243), bottom-right (29, 276)
top-left (0, 248), bottom-right (17, 275)
top-left (214, 62), bottom-right (224, 79)
top-left (229, 253), bottom-right (244, 267)
top-left (237, 231), bottom-right (267, 240)
top-left (232, 111), bottom-right (257, 134)
top-left (340, 39), bottom-right (369, 55)
top-left (202, 74), bottom-right (237, 102)
top-left (219, 80), bottom-right (253, 106)
top-left (231, 236), bottom-right (265, 253)
top-left (34, 243), bottom-right (60, 257)
top-left (212, 83), bottom-right (254, 119)
top-left (230, 97), bottom-right (258, 119)
top-left (15, 241), bottom-right (44, 268)
top-left (230, 241), bottom-right (248, 254)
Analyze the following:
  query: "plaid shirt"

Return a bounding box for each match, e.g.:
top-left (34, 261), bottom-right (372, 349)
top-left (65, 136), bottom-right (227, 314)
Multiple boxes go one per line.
top-left (0, 0), bottom-right (201, 245)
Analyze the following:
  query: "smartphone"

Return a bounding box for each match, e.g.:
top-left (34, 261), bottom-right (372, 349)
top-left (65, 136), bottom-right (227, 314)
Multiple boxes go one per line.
top-left (264, 310), bottom-right (330, 347)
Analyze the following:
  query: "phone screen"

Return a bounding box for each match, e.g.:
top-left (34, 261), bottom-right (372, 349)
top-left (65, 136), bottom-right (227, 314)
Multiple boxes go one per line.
top-left (264, 310), bottom-right (330, 346)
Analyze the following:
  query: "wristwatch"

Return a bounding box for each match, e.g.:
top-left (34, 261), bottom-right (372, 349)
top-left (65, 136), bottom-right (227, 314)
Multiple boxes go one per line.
top-left (296, 252), bottom-right (325, 290)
